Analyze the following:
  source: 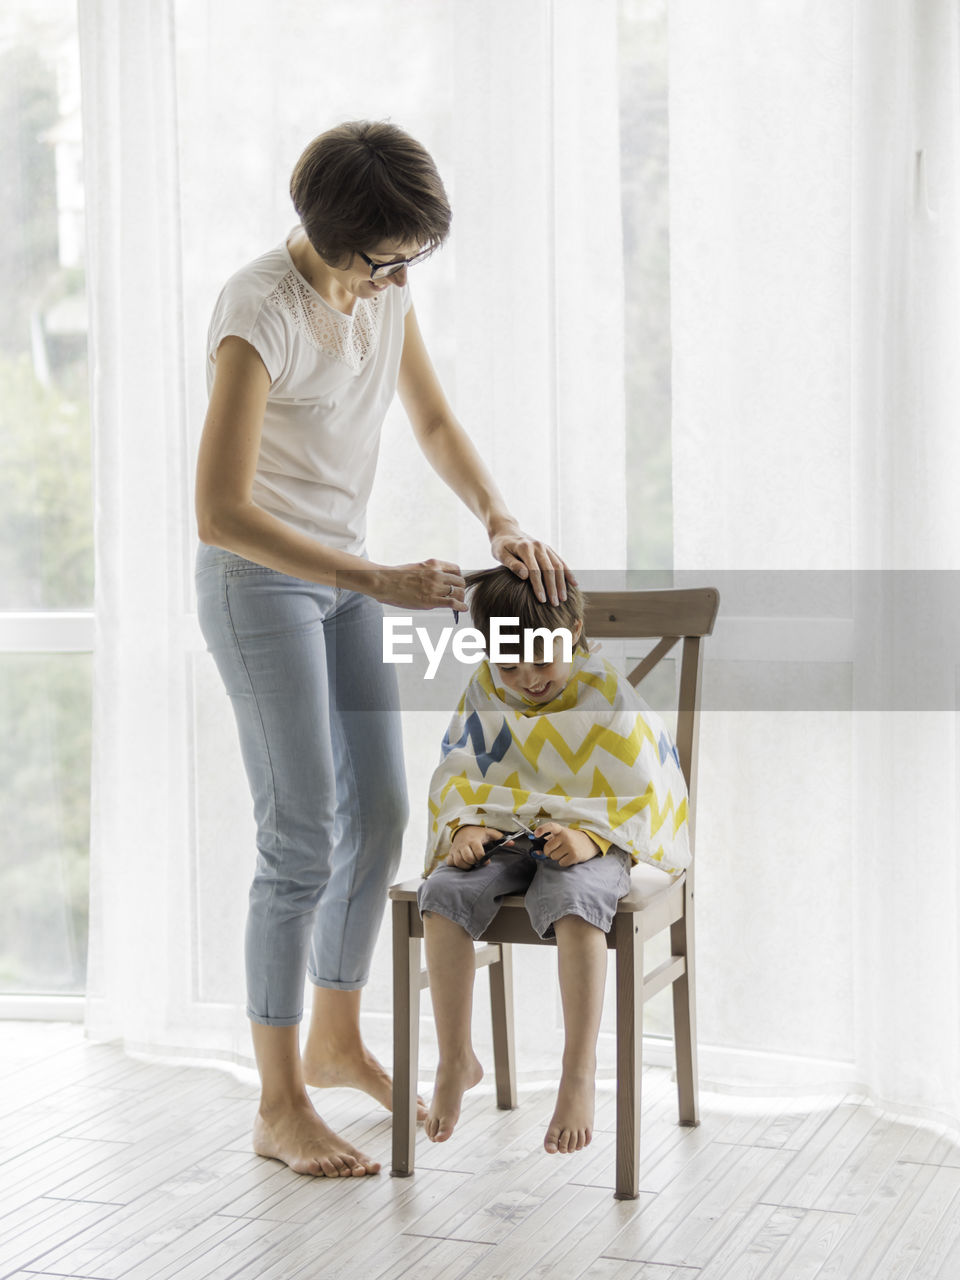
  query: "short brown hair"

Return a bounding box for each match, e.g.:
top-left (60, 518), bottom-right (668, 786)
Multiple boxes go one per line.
top-left (465, 567), bottom-right (588, 660)
top-left (289, 120), bottom-right (451, 268)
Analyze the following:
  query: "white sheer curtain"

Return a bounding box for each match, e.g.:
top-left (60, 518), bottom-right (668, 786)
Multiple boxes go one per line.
top-left (79, 0), bottom-right (195, 1051)
top-left (671, 0), bottom-right (960, 1125)
top-left (82, 0), bottom-right (960, 1126)
top-left (850, 0), bottom-right (960, 1120)
top-left (81, 0), bottom-right (626, 1071)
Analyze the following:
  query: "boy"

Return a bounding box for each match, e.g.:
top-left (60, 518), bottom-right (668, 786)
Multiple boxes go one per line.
top-left (418, 567), bottom-right (691, 1156)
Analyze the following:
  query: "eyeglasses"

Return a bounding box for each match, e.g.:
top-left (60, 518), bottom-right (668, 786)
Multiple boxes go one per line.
top-left (356, 245), bottom-right (435, 280)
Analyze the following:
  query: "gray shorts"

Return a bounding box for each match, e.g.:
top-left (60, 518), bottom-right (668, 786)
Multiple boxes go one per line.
top-left (418, 838), bottom-right (633, 940)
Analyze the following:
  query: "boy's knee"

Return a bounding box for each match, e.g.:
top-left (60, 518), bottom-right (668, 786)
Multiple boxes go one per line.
top-left (419, 907), bottom-right (448, 924)
top-left (417, 879), bottom-right (448, 915)
top-left (553, 911), bottom-right (603, 933)
top-left (417, 873), bottom-right (463, 920)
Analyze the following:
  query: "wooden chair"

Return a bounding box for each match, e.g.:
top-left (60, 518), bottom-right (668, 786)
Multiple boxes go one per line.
top-left (388, 586), bottom-right (719, 1199)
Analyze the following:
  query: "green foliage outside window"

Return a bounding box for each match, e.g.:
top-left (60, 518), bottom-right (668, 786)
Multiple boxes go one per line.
top-left (0, 14), bottom-right (92, 996)
top-left (0, 654), bottom-right (91, 992)
top-left (0, 354), bottom-right (93, 611)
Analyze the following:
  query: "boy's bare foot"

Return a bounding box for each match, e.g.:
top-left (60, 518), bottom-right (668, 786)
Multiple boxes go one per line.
top-left (302, 1042), bottom-right (428, 1123)
top-left (253, 1097), bottom-right (380, 1177)
top-left (544, 1069), bottom-right (595, 1154)
top-left (425, 1053), bottom-right (484, 1142)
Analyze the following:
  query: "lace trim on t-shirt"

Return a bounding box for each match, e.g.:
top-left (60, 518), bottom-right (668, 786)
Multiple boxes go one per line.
top-left (268, 271), bottom-right (383, 372)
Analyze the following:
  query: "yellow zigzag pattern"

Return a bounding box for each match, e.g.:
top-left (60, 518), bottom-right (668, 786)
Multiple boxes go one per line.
top-left (574, 664), bottom-right (620, 705)
top-left (511, 713), bottom-right (657, 774)
top-left (588, 767), bottom-right (688, 837)
top-left (433, 770), bottom-right (533, 817)
top-left (477, 658), bottom-right (620, 711)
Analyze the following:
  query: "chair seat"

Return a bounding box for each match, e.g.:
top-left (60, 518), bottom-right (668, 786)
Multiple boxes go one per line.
top-left (389, 863), bottom-right (683, 916)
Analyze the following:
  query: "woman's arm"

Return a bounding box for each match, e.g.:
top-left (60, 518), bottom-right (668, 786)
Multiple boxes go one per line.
top-left (397, 306), bottom-right (572, 606)
top-left (195, 335), bottom-right (465, 609)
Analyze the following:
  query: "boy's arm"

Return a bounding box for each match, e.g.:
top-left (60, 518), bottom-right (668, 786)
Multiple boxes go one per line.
top-left (573, 829), bottom-right (612, 855)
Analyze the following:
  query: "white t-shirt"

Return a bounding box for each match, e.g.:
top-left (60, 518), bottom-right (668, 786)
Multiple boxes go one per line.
top-left (206, 232), bottom-right (412, 553)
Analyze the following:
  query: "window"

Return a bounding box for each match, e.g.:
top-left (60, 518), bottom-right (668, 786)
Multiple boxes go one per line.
top-left (0, 1), bottom-right (675, 1049)
top-left (0, 2), bottom-right (92, 1004)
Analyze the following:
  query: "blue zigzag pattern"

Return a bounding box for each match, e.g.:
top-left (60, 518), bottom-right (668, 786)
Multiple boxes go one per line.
top-left (441, 712), bottom-right (513, 777)
top-left (658, 731), bottom-right (680, 768)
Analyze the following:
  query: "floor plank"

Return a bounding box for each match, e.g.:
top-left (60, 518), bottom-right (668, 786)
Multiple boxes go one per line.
top-left (510, 1192), bottom-right (657, 1280)
top-left (2, 1025), bottom-right (960, 1280)
top-left (810, 1163), bottom-right (960, 1280)
top-left (696, 1202), bottom-right (853, 1279)
top-left (0, 1196), bottom-right (120, 1278)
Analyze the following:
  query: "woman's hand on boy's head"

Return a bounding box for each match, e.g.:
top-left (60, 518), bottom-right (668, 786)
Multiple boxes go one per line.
top-left (445, 825), bottom-right (506, 869)
top-left (535, 823), bottom-right (601, 868)
top-left (488, 526), bottom-right (577, 607)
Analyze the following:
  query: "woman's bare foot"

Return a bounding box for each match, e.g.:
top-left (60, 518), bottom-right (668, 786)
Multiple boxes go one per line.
top-left (425, 1053), bottom-right (484, 1142)
top-left (252, 1097), bottom-right (380, 1177)
top-left (302, 1041), bottom-right (428, 1123)
top-left (544, 1069), bottom-right (595, 1154)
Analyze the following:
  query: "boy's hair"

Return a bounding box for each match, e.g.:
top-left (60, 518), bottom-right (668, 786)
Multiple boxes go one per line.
top-left (465, 567), bottom-right (589, 660)
top-left (290, 121), bottom-right (452, 268)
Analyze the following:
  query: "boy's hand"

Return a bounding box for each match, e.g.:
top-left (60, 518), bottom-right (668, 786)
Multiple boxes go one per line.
top-left (535, 823), bottom-right (601, 868)
top-left (445, 825), bottom-right (506, 870)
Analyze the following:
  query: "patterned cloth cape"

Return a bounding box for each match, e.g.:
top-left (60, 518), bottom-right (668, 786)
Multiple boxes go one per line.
top-left (424, 650), bottom-right (691, 877)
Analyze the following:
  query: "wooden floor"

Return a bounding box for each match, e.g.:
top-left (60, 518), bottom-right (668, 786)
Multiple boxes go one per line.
top-left (2, 1024), bottom-right (960, 1280)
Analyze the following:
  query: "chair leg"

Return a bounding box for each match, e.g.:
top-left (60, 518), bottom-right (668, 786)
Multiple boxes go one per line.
top-left (488, 942), bottom-right (518, 1109)
top-left (391, 899), bottom-right (421, 1177)
top-left (614, 914), bottom-right (644, 1200)
top-left (671, 881), bottom-right (700, 1127)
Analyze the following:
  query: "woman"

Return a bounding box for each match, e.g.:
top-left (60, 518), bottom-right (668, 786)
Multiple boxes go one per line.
top-left (195, 120), bottom-right (569, 1179)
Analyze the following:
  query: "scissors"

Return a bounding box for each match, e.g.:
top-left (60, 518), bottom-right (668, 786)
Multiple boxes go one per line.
top-left (465, 821), bottom-right (552, 870)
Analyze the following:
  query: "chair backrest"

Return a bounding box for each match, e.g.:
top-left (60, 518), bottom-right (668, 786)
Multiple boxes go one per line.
top-left (583, 588), bottom-right (720, 852)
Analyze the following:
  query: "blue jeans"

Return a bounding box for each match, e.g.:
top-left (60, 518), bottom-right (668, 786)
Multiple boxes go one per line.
top-left (195, 544), bottom-right (408, 1025)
